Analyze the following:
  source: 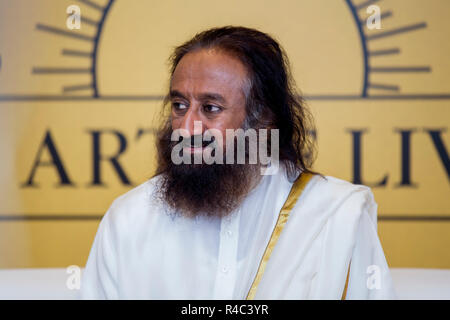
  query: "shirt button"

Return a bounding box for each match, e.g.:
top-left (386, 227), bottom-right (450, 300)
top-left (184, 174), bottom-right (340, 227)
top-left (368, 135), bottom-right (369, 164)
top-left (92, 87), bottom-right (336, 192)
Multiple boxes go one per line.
top-left (226, 230), bottom-right (233, 237)
top-left (221, 266), bottom-right (229, 273)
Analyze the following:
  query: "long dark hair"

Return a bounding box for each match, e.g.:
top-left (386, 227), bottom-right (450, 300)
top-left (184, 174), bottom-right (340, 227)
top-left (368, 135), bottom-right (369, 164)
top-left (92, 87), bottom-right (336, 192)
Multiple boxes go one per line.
top-left (160, 25), bottom-right (319, 180)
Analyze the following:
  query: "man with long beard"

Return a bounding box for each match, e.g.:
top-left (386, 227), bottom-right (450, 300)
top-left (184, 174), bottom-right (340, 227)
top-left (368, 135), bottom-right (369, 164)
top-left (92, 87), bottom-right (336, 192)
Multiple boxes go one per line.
top-left (81, 26), bottom-right (396, 299)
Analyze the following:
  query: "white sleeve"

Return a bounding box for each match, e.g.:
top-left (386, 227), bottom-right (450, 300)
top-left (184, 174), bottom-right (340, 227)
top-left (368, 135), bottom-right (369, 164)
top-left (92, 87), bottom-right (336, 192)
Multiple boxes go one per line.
top-left (345, 191), bottom-right (397, 300)
top-left (79, 206), bottom-right (120, 299)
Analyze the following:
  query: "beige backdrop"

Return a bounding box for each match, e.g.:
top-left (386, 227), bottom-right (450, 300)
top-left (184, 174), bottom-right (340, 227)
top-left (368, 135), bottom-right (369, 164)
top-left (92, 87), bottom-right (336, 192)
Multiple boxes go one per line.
top-left (0, 0), bottom-right (449, 268)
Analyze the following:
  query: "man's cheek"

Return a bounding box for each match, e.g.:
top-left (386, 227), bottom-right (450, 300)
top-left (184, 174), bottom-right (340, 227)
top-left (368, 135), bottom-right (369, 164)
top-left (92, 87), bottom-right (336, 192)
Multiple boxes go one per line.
top-left (171, 119), bottom-right (181, 130)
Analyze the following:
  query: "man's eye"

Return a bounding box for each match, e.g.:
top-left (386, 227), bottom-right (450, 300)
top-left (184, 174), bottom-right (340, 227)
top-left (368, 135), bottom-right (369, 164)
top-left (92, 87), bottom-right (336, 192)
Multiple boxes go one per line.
top-left (203, 104), bottom-right (221, 113)
top-left (173, 102), bottom-right (188, 111)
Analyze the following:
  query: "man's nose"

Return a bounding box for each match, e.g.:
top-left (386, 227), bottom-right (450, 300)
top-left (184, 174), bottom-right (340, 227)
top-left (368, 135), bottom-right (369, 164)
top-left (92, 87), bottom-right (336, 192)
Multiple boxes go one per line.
top-left (180, 108), bottom-right (204, 136)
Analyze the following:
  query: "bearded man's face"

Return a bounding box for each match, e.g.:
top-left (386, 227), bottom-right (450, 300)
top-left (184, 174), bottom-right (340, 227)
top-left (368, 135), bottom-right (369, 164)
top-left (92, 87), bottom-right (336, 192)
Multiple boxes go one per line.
top-left (156, 48), bottom-right (261, 218)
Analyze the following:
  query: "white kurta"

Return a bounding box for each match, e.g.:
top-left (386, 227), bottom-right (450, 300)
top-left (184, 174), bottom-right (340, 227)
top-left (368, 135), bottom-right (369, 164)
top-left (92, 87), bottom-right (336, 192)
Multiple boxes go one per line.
top-left (80, 167), bottom-right (396, 299)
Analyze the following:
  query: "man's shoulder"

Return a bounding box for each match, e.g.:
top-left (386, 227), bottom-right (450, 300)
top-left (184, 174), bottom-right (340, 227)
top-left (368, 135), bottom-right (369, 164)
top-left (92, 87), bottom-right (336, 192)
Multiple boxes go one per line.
top-left (105, 175), bottom-right (162, 219)
top-left (309, 174), bottom-right (374, 200)
top-left (305, 173), bottom-right (377, 222)
top-left (92, 175), bottom-right (167, 243)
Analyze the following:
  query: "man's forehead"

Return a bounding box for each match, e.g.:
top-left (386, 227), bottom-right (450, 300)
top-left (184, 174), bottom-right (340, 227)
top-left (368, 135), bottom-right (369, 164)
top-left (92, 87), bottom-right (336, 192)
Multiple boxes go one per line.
top-left (170, 49), bottom-right (248, 94)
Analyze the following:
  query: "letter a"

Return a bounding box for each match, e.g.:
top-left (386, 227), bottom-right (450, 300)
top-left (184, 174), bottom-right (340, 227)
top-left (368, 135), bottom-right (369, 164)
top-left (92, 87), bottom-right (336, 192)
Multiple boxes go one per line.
top-left (66, 5), bottom-right (81, 30)
top-left (366, 5), bottom-right (381, 30)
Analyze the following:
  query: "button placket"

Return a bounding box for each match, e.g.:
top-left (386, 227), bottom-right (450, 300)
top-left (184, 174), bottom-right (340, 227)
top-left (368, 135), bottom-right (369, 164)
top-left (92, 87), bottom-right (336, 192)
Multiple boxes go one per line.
top-left (212, 210), bottom-right (240, 299)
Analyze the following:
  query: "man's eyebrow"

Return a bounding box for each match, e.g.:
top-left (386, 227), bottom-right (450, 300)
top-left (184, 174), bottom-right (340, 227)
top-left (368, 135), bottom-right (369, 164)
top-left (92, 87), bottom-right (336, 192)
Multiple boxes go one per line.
top-left (169, 90), bottom-right (227, 104)
top-left (169, 90), bottom-right (186, 100)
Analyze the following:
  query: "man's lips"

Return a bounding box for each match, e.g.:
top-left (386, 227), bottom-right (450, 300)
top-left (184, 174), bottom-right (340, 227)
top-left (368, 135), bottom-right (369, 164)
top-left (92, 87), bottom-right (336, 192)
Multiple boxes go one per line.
top-left (180, 136), bottom-right (215, 148)
top-left (183, 141), bottom-right (214, 153)
top-left (175, 134), bottom-right (217, 154)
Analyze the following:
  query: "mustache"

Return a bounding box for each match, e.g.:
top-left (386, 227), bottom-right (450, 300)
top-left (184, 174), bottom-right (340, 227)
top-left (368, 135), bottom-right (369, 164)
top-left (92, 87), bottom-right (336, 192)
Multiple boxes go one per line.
top-left (174, 134), bottom-right (217, 148)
